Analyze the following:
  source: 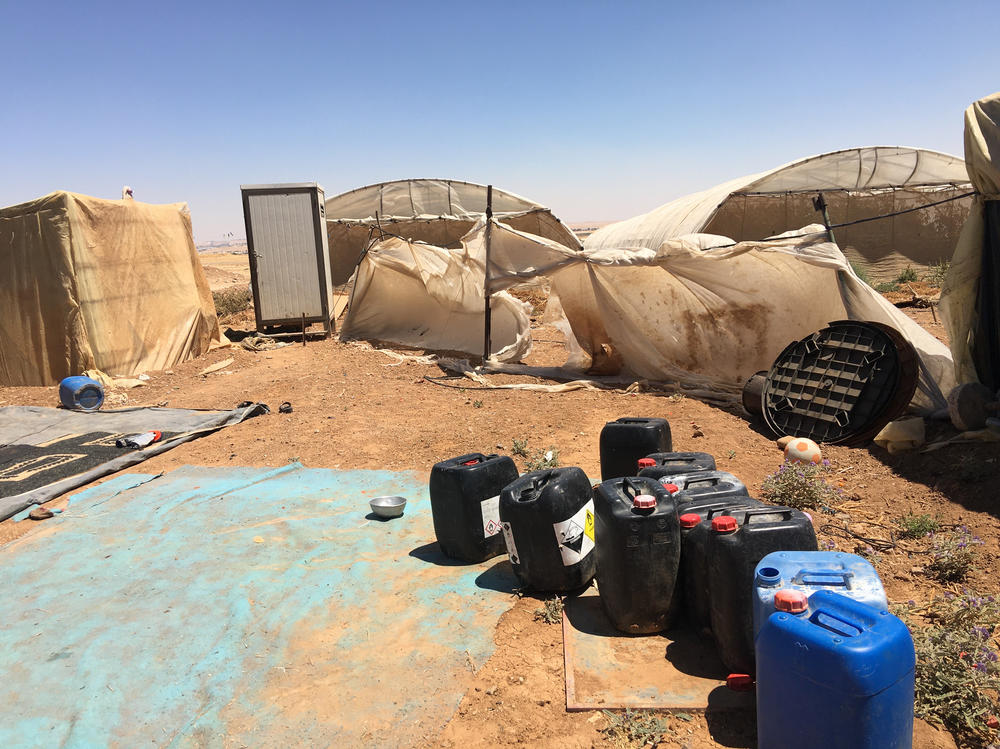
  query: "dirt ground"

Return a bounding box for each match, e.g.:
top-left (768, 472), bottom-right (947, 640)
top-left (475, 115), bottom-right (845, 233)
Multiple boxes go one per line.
top-left (1, 256), bottom-right (996, 748)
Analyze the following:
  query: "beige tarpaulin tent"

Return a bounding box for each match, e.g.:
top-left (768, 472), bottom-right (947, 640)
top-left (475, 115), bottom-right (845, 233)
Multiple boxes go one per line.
top-left (0, 191), bottom-right (224, 386)
top-left (342, 217), bottom-right (955, 411)
top-left (941, 92), bottom-right (1000, 388)
top-left (585, 147), bottom-right (972, 282)
top-left (325, 179), bottom-right (581, 286)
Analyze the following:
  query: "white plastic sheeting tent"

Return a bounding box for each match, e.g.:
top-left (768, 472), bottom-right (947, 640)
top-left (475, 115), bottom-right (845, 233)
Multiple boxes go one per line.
top-left (941, 92), bottom-right (1000, 388)
top-left (342, 218), bottom-right (955, 411)
top-left (325, 179), bottom-right (581, 285)
top-left (585, 147), bottom-right (972, 281)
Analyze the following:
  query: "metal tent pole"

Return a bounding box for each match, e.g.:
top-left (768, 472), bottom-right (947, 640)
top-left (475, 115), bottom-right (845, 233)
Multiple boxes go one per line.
top-left (483, 185), bottom-right (493, 366)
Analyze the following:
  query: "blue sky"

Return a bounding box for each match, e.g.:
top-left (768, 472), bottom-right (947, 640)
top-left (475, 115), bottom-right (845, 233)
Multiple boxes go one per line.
top-left (2, 0), bottom-right (997, 242)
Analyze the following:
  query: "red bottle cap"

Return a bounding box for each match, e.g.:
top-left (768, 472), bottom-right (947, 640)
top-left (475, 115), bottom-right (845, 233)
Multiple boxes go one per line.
top-left (637, 458), bottom-right (656, 469)
top-left (711, 515), bottom-right (738, 533)
top-left (661, 483), bottom-right (679, 494)
top-left (726, 674), bottom-right (754, 691)
top-left (679, 513), bottom-right (701, 529)
top-left (632, 494), bottom-right (656, 509)
top-left (774, 589), bottom-right (808, 613)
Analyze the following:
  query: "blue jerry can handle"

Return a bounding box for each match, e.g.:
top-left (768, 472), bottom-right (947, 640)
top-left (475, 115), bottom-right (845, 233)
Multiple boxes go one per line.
top-left (793, 569), bottom-right (855, 588)
top-left (809, 609), bottom-right (865, 638)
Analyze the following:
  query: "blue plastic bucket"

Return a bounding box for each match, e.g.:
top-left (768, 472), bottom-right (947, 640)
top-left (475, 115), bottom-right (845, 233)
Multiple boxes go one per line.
top-left (58, 376), bottom-right (105, 411)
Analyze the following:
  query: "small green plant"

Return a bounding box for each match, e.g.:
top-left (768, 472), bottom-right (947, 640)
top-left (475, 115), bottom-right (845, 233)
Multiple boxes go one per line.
top-left (875, 281), bottom-right (900, 293)
top-left (525, 447), bottom-right (559, 471)
top-left (924, 260), bottom-right (951, 288)
top-left (759, 460), bottom-right (840, 510)
top-left (895, 265), bottom-right (920, 284)
top-left (212, 286), bottom-right (253, 317)
top-left (897, 513), bottom-right (939, 540)
top-left (601, 709), bottom-right (671, 748)
top-left (850, 261), bottom-right (872, 285)
top-left (472, 400), bottom-right (483, 409)
top-left (727, 449), bottom-right (736, 460)
top-left (533, 596), bottom-right (564, 624)
top-left (926, 527), bottom-right (983, 583)
top-left (511, 438), bottom-right (559, 471)
top-left (897, 592), bottom-right (1000, 745)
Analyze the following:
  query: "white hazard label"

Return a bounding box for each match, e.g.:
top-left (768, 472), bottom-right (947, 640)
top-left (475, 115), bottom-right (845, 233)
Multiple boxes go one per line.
top-left (553, 499), bottom-right (595, 567)
top-left (502, 521), bottom-right (520, 565)
top-left (480, 495), bottom-right (501, 538)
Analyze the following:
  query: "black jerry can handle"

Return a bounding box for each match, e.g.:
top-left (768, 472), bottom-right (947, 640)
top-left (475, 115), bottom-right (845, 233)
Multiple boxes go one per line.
top-left (743, 507), bottom-right (795, 525)
top-left (621, 477), bottom-right (644, 500)
top-left (455, 452), bottom-right (487, 466)
top-left (517, 471), bottom-right (553, 502)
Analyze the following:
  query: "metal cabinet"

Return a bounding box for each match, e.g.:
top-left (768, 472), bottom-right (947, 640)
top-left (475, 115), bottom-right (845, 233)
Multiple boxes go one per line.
top-left (241, 183), bottom-right (334, 335)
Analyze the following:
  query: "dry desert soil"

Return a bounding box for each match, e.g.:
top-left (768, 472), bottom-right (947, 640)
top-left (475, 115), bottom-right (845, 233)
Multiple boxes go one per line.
top-left (0, 252), bottom-right (994, 749)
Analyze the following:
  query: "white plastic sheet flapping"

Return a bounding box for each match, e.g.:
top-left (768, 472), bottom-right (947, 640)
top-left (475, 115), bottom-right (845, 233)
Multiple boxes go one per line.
top-left (339, 226), bottom-right (535, 361)
top-left (940, 92), bottom-right (1000, 385)
top-left (551, 225), bottom-right (954, 411)
top-left (343, 217), bottom-right (954, 410)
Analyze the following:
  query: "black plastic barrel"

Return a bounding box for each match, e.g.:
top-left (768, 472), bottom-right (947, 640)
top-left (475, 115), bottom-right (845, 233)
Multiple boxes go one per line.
top-left (499, 467), bottom-right (596, 592)
top-left (429, 453), bottom-right (520, 563)
top-left (707, 506), bottom-right (818, 674)
top-left (678, 500), bottom-right (761, 632)
top-left (593, 476), bottom-right (680, 634)
top-left (637, 452), bottom-right (716, 480)
top-left (599, 417), bottom-right (672, 480)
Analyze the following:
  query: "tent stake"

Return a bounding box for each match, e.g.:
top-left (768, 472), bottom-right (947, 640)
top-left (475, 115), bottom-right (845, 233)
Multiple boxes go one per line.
top-left (483, 185), bottom-right (493, 366)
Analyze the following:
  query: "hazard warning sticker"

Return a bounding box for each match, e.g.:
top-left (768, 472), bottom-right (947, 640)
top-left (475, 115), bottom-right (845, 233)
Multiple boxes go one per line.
top-left (502, 521), bottom-right (520, 565)
top-left (552, 499), bottom-right (595, 566)
top-left (480, 495), bottom-right (501, 538)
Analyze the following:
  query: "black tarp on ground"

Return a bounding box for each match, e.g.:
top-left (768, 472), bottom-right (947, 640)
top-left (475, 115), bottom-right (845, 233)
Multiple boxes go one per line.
top-left (0, 404), bottom-right (267, 520)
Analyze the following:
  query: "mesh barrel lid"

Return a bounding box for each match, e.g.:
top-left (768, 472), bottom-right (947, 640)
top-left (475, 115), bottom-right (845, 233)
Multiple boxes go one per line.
top-left (761, 321), bottom-right (918, 446)
top-left (637, 457), bottom-right (656, 468)
top-left (679, 513), bottom-right (701, 529)
top-left (633, 494), bottom-right (656, 509)
top-left (711, 515), bottom-right (738, 533)
top-left (774, 589), bottom-right (808, 613)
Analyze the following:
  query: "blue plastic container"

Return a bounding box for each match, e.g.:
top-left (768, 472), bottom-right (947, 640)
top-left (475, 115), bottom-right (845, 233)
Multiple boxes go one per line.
top-left (58, 375), bottom-right (105, 411)
top-left (753, 551), bottom-right (888, 638)
top-left (756, 590), bottom-right (915, 749)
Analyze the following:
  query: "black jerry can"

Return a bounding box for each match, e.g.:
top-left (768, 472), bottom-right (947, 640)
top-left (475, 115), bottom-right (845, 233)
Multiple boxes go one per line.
top-left (429, 452), bottom-right (520, 562)
top-left (593, 476), bottom-right (681, 634)
top-left (706, 506), bottom-right (818, 674)
top-left (599, 417), bottom-right (672, 480)
top-left (664, 471), bottom-right (748, 505)
top-left (678, 501), bottom-right (761, 632)
top-left (636, 452), bottom-right (716, 480)
top-left (499, 467), bottom-right (596, 593)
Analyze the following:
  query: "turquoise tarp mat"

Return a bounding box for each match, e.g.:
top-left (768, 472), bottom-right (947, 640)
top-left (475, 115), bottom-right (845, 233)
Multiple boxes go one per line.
top-left (0, 464), bottom-right (515, 748)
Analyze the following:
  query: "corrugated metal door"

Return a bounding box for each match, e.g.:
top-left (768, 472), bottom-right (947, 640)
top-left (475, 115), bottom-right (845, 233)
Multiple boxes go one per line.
top-left (246, 192), bottom-right (323, 321)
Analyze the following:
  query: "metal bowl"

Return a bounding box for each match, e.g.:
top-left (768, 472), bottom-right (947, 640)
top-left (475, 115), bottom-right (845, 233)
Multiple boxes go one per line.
top-left (369, 495), bottom-right (407, 519)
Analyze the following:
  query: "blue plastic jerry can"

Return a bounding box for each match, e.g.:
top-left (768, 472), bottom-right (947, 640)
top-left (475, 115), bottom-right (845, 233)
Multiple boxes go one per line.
top-left (752, 551), bottom-right (887, 638)
top-left (756, 589), bottom-right (915, 749)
